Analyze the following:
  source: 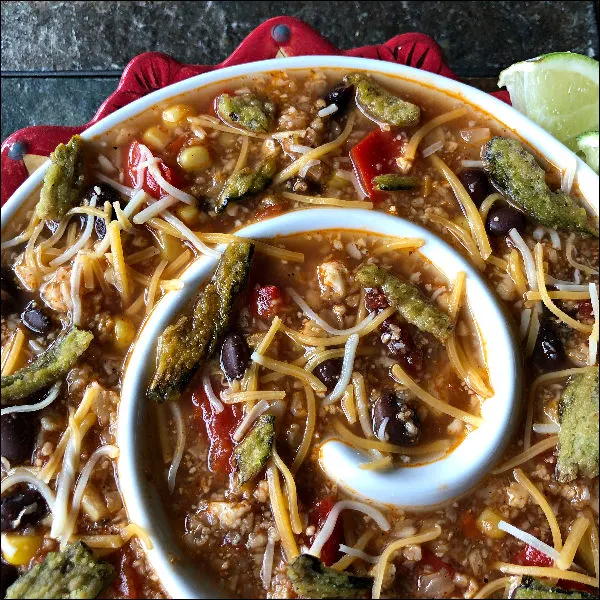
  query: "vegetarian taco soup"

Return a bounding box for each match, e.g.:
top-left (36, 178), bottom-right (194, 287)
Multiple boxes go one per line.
top-left (1, 68), bottom-right (598, 599)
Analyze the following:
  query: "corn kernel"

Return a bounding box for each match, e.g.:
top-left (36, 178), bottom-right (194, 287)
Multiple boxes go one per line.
top-left (1, 533), bottom-right (43, 565)
top-left (154, 229), bottom-right (184, 261)
top-left (113, 317), bottom-right (135, 350)
top-left (142, 126), bottom-right (171, 151)
top-left (218, 132), bottom-right (237, 148)
top-left (162, 103), bottom-right (195, 124)
top-left (476, 507), bottom-right (506, 539)
top-left (178, 146), bottom-right (212, 172)
top-left (81, 486), bottom-right (109, 521)
top-left (175, 204), bottom-right (201, 226)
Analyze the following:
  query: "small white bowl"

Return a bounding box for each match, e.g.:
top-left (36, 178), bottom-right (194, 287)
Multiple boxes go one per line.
top-left (118, 208), bottom-right (521, 598)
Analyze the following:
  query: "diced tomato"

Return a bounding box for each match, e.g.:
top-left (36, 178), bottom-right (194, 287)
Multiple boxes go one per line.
top-left (250, 285), bottom-right (283, 319)
top-left (578, 300), bottom-right (594, 319)
top-left (512, 544), bottom-right (554, 567)
top-left (460, 510), bottom-right (483, 540)
top-left (192, 387), bottom-right (242, 474)
top-left (350, 128), bottom-right (406, 201)
top-left (123, 140), bottom-right (185, 199)
top-left (420, 549), bottom-right (454, 575)
top-left (309, 497), bottom-right (343, 566)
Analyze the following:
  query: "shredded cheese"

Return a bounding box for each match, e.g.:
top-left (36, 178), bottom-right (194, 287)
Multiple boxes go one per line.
top-left (371, 238), bottom-right (425, 254)
top-left (1, 382), bottom-right (61, 417)
top-left (509, 229), bottom-right (537, 291)
top-left (527, 290), bottom-right (591, 301)
top-left (233, 135), bottom-right (250, 174)
top-left (556, 516), bottom-right (591, 570)
top-left (498, 520), bottom-right (560, 561)
top-left (233, 399), bottom-right (270, 442)
top-left (473, 576), bottom-right (519, 599)
top-left (428, 213), bottom-right (486, 270)
top-left (146, 259), bottom-right (169, 313)
top-left (359, 455), bottom-right (393, 471)
top-left (309, 500), bottom-right (390, 558)
top-left (323, 334), bottom-right (359, 405)
top-left (372, 526), bottom-right (442, 599)
top-left (493, 563), bottom-right (598, 588)
top-left (108, 221), bottom-right (130, 303)
top-left (447, 335), bottom-right (493, 398)
top-left (272, 449), bottom-right (302, 535)
top-left (1, 467), bottom-right (57, 513)
top-left (493, 436), bottom-right (559, 474)
top-left (197, 233), bottom-right (304, 263)
top-left (398, 107), bottom-right (467, 170)
top-left (95, 172), bottom-right (135, 196)
top-left (1, 212), bottom-right (42, 249)
top-left (448, 271), bottom-right (466, 321)
top-left (341, 384), bottom-right (357, 425)
top-left (162, 210), bottom-right (221, 258)
top-left (266, 465), bottom-right (299, 560)
top-left (352, 372), bottom-right (374, 441)
top-left (133, 195), bottom-right (179, 224)
top-left (332, 528), bottom-right (376, 571)
top-left (430, 154), bottom-right (492, 261)
top-left (508, 249), bottom-right (528, 297)
top-left (291, 384), bottom-right (316, 473)
top-left (274, 112), bottom-right (356, 185)
top-left (282, 191), bottom-right (373, 209)
top-left (167, 402), bottom-right (185, 494)
top-left (251, 352), bottom-right (327, 393)
top-left (391, 363), bottom-right (483, 426)
top-left (566, 236), bottom-right (599, 275)
top-left (1, 328), bottom-right (26, 376)
top-left (534, 243), bottom-right (592, 334)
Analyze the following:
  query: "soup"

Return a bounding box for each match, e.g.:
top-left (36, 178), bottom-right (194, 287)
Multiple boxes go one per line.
top-left (1, 68), bottom-right (598, 600)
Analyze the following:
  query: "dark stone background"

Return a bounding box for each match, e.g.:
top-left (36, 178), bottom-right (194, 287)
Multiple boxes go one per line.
top-left (2, 1), bottom-right (599, 142)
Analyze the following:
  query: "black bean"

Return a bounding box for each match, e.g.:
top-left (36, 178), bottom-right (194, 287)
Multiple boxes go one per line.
top-left (458, 170), bottom-right (490, 206)
top-left (1, 413), bottom-right (37, 465)
top-left (95, 217), bottom-right (107, 240)
top-left (486, 206), bottom-right (526, 236)
top-left (531, 318), bottom-right (565, 373)
top-left (1, 562), bottom-right (19, 598)
top-left (372, 389), bottom-right (421, 446)
top-left (1, 489), bottom-right (48, 532)
top-left (313, 358), bottom-right (343, 392)
top-left (220, 331), bottom-right (251, 381)
top-left (21, 301), bottom-right (51, 335)
top-left (82, 184), bottom-right (119, 240)
top-left (381, 320), bottom-right (423, 373)
top-left (324, 84), bottom-right (354, 115)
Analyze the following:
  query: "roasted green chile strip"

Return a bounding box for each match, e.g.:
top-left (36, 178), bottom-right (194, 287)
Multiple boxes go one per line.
top-left (287, 554), bottom-right (372, 599)
top-left (1, 327), bottom-right (93, 403)
top-left (6, 541), bottom-right (113, 599)
top-left (345, 73), bottom-right (420, 128)
top-left (514, 576), bottom-right (595, 599)
top-left (556, 366), bottom-right (599, 483)
top-left (372, 174), bottom-right (420, 191)
top-left (356, 265), bottom-right (453, 343)
top-left (216, 156), bottom-right (277, 214)
top-left (37, 135), bottom-right (86, 221)
top-left (482, 137), bottom-right (597, 235)
top-left (233, 414), bottom-right (275, 486)
top-left (148, 242), bottom-right (254, 402)
top-left (216, 93), bottom-right (275, 133)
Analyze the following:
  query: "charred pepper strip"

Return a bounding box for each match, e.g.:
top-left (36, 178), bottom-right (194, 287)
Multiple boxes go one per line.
top-left (233, 414), bottom-right (275, 487)
top-left (556, 366), bottom-right (599, 483)
top-left (216, 93), bottom-right (275, 133)
top-left (482, 137), bottom-right (597, 235)
top-left (372, 174), bottom-right (420, 191)
top-left (5, 541), bottom-right (113, 599)
top-left (1, 327), bottom-right (93, 404)
top-left (216, 156), bottom-right (277, 214)
top-left (148, 241), bottom-right (254, 403)
top-left (514, 576), bottom-right (595, 599)
top-left (356, 265), bottom-right (452, 343)
top-left (345, 73), bottom-right (420, 128)
top-left (287, 554), bottom-right (372, 599)
top-left (37, 135), bottom-right (86, 221)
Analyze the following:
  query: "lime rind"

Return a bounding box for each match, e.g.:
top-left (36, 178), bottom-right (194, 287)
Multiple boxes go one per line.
top-left (576, 129), bottom-right (599, 174)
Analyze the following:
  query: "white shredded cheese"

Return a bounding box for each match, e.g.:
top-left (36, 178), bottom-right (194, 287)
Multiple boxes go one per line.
top-left (70, 256), bottom-right (84, 327)
top-left (560, 156), bottom-right (576, 194)
top-left (162, 210), bottom-right (221, 258)
top-left (548, 229), bottom-right (561, 250)
top-left (289, 144), bottom-right (313, 154)
top-left (50, 198), bottom-right (97, 266)
top-left (132, 195), bottom-right (178, 225)
top-left (203, 372), bottom-right (224, 414)
top-left (95, 172), bottom-right (135, 196)
top-left (460, 160), bottom-right (485, 168)
top-left (1, 383), bottom-right (61, 417)
top-left (97, 154), bottom-right (117, 174)
top-left (1, 468), bottom-right (56, 513)
top-left (233, 400), bottom-right (270, 442)
top-left (532, 423), bottom-right (561, 434)
top-left (309, 500), bottom-right (390, 558)
top-left (317, 104), bottom-right (339, 118)
top-left (323, 334), bottom-right (360, 406)
top-left (123, 188), bottom-right (150, 218)
top-left (338, 543), bottom-right (380, 564)
top-left (422, 140), bottom-right (444, 158)
top-left (260, 529), bottom-right (276, 590)
top-left (167, 403), bottom-right (185, 494)
top-left (498, 520), bottom-right (560, 561)
top-left (532, 226), bottom-right (546, 241)
top-left (376, 417), bottom-right (390, 442)
top-left (299, 158), bottom-right (320, 179)
top-left (509, 228), bottom-right (537, 291)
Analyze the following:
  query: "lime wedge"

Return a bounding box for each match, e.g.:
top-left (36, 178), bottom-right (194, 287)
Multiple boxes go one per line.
top-left (577, 130), bottom-right (599, 173)
top-left (498, 52), bottom-right (599, 150)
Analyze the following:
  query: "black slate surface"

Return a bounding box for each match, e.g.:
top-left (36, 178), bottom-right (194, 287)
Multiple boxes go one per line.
top-left (2, 1), bottom-right (599, 142)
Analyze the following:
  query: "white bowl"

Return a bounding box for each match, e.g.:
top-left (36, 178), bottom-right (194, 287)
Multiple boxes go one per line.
top-left (118, 208), bottom-right (520, 598)
top-left (2, 55), bottom-right (598, 600)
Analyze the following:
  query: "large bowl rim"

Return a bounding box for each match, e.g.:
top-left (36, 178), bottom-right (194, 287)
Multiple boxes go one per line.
top-left (1, 54), bottom-right (598, 235)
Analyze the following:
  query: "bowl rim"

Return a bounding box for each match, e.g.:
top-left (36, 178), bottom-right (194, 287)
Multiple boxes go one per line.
top-left (118, 208), bottom-right (521, 599)
top-left (1, 54), bottom-right (598, 236)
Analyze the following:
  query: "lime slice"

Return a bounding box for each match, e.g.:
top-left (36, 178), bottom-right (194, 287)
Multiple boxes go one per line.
top-left (577, 130), bottom-right (599, 173)
top-left (498, 52), bottom-right (599, 150)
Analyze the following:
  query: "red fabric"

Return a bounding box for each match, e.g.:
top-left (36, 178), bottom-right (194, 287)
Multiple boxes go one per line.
top-left (1, 17), bottom-right (510, 205)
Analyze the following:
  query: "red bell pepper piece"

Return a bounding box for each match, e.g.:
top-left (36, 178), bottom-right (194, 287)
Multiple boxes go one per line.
top-left (123, 140), bottom-right (184, 199)
top-left (420, 549), bottom-right (454, 575)
top-left (250, 285), bottom-right (283, 319)
top-left (309, 497), bottom-right (344, 566)
top-left (192, 387), bottom-right (241, 475)
top-left (513, 544), bottom-right (554, 567)
top-left (350, 128), bottom-right (406, 201)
